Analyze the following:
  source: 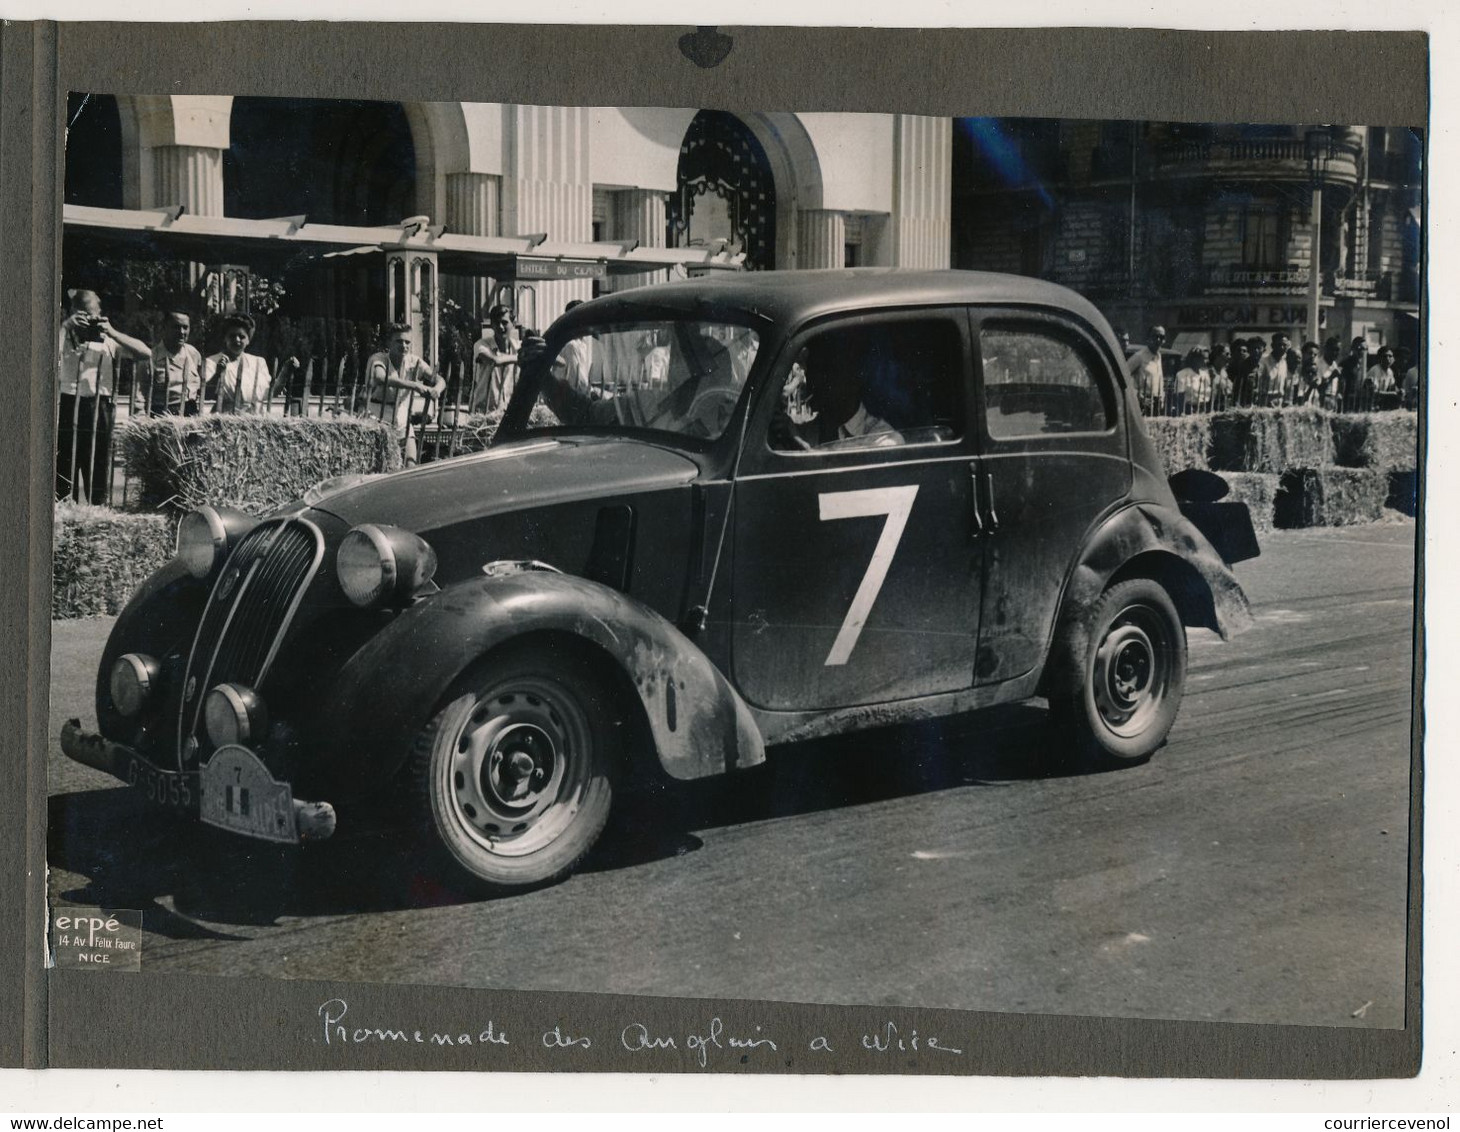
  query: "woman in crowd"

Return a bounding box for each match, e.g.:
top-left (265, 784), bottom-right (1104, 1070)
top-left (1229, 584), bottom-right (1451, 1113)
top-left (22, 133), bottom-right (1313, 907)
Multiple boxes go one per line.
top-left (208, 314), bottom-right (276, 414)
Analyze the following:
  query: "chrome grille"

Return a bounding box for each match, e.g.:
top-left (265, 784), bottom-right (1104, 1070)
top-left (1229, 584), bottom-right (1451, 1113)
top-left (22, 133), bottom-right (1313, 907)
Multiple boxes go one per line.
top-left (177, 518), bottom-right (324, 768)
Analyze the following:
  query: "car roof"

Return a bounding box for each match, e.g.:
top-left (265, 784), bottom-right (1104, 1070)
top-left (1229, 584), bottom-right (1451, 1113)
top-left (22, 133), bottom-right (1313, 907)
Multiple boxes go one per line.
top-left (564, 268), bottom-right (1118, 340)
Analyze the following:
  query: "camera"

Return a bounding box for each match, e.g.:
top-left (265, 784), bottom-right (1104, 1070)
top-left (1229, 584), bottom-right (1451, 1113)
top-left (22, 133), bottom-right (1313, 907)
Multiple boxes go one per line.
top-left (73, 314), bottom-right (105, 343)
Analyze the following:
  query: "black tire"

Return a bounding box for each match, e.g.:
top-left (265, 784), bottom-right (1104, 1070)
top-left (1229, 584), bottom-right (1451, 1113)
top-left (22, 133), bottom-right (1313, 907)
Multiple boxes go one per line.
top-left (1049, 577), bottom-right (1187, 767)
top-left (410, 644), bottom-right (618, 895)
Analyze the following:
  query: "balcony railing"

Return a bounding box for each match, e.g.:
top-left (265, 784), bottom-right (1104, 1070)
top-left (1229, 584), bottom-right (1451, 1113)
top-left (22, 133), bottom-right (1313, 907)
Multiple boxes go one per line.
top-left (1153, 138), bottom-right (1362, 184)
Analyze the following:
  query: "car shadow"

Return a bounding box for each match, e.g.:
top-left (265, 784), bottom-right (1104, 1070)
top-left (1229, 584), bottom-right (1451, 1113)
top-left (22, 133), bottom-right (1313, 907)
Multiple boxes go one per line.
top-left (47, 701), bottom-right (1105, 928)
top-left (584, 700), bottom-right (1099, 875)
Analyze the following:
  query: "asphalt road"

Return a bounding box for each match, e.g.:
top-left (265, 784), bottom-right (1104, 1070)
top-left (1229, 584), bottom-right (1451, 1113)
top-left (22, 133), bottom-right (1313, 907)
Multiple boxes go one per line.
top-left (46, 522), bottom-right (1416, 1028)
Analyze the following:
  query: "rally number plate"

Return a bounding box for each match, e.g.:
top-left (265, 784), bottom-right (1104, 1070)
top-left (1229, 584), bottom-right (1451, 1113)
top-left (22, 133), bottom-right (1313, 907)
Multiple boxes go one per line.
top-left (199, 745), bottom-right (297, 844)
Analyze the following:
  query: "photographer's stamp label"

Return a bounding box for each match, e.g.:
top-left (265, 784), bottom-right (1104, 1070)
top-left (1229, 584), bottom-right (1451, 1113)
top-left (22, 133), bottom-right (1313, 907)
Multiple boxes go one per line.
top-left (50, 906), bottom-right (142, 971)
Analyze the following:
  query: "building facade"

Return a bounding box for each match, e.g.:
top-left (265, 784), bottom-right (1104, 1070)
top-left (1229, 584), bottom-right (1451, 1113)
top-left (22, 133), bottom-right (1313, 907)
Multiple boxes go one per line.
top-left (64, 96), bottom-right (953, 324)
top-left (952, 119), bottom-right (1423, 355)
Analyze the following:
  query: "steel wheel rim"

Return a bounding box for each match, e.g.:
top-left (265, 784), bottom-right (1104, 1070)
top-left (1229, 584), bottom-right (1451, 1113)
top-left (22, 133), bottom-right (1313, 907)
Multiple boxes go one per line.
top-left (443, 676), bottom-right (594, 858)
top-left (1092, 605), bottom-right (1171, 738)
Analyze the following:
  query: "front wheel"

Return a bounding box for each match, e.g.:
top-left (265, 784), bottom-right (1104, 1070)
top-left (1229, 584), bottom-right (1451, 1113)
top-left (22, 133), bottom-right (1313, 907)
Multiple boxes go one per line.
top-left (1049, 578), bottom-right (1187, 767)
top-left (410, 644), bottom-right (618, 895)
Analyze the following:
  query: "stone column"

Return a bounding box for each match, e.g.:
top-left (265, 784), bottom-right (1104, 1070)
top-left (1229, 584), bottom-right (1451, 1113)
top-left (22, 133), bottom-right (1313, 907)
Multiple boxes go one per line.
top-left (797, 210), bottom-right (846, 269)
top-left (445, 172), bottom-right (502, 316)
top-left (502, 105), bottom-right (595, 324)
top-left (889, 115), bottom-right (952, 268)
top-left (144, 144), bottom-right (224, 216)
top-left (606, 188), bottom-right (670, 292)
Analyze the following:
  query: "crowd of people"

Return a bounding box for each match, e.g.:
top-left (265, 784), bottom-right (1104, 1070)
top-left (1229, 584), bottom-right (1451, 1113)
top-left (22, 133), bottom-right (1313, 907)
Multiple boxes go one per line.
top-left (55, 288), bottom-right (532, 501)
top-left (1118, 324), bottom-right (1422, 417)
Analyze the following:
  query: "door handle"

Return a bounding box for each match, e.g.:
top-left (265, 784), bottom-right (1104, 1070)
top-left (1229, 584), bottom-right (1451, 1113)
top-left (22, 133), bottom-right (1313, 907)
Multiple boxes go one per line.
top-left (969, 463), bottom-right (985, 538)
top-left (981, 468), bottom-right (1001, 533)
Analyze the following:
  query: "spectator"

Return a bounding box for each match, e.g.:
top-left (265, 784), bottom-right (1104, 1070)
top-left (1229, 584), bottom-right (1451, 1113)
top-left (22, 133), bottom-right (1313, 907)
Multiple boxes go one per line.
top-left (1228, 338), bottom-right (1256, 406)
top-left (1209, 343), bottom-right (1233, 411)
top-left (1256, 331), bottom-right (1293, 406)
top-left (56, 288), bottom-right (150, 503)
top-left (1126, 325), bottom-right (1166, 415)
top-left (1402, 346), bottom-right (1422, 411)
top-left (144, 305), bottom-right (203, 416)
top-left (366, 322), bottom-right (446, 464)
top-left (1173, 346), bottom-right (1212, 414)
top-left (1364, 346), bottom-right (1400, 406)
top-left (1292, 341), bottom-right (1328, 406)
top-left (207, 314), bottom-right (275, 414)
top-left (1114, 327), bottom-right (1133, 357)
top-left (1319, 337), bottom-right (1344, 411)
top-left (470, 304), bottom-right (520, 413)
top-left (1339, 337), bottom-right (1368, 411)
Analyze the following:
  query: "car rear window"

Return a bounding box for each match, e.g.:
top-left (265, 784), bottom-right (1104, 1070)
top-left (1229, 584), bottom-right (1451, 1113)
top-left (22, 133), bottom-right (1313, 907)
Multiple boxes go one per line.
top-left (980, 325), bottom-right (1113, 438)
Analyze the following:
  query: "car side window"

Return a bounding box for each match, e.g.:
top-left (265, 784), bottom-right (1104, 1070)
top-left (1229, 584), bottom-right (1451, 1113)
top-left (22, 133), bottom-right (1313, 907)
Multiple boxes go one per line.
top-left (768, 318), bottom-right (964, 453)
top-left (980, 324), bottom-right (1112, 439)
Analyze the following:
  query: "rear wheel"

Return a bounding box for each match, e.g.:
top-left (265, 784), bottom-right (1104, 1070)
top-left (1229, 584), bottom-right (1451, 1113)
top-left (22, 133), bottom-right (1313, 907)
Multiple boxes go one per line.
top-left (1049, 578), bottom-right (1187, 766)
top-left (410, 644), bottom-right (618, 895)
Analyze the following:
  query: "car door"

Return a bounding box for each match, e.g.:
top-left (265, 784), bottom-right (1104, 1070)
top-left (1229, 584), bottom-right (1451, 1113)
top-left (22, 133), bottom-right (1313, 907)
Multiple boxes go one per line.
top-left (730, 308), bottom-right (983, 712)
top-left (970, 309), bottom-right (1131, 686)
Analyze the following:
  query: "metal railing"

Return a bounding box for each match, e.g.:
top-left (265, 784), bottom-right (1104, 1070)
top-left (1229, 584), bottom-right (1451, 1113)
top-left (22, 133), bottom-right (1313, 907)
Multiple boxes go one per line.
top-left (1134, 368), bottom-right (1417, 418)
top-left (55, 351), bottom-right (520, 510)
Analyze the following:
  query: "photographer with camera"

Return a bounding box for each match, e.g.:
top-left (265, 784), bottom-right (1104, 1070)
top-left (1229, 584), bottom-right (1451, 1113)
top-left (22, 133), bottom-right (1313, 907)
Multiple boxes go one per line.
top-left (56, 288), bottom-right (150, 503)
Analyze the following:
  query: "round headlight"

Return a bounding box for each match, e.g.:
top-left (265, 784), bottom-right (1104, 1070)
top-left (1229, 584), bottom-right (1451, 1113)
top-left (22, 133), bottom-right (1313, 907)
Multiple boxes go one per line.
top-left (109, 653), bottom-right (159, 717)
top-left (337, 525), bottom-right (398, 607)
top-left (177, 507), bottom-right (228, 579)
top-left (204, 683), bottom-right (267, 748)
top-left (337, 524), bottom-right (437, 607)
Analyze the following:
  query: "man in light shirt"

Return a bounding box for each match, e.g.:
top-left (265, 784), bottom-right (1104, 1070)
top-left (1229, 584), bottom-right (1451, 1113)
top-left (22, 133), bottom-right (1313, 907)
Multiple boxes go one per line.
top-left (145, 306), bottom-right (204, 416)
top-left (1125, 325), bottom-right (1167, 415)
top-left (1256, 331), bottom-right (1295, 406)
top-left (56, 288), bottom-right (150, 502)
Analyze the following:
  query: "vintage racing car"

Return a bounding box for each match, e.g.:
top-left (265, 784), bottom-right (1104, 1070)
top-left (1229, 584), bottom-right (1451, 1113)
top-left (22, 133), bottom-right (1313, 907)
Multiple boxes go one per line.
top-left (61, 270), bottom-right (1256, 894)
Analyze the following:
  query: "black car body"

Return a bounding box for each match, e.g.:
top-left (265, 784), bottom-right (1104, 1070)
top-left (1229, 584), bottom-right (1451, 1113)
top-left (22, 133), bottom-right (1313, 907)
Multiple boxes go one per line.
top-left (63, 270), bottom-right (1256, 893)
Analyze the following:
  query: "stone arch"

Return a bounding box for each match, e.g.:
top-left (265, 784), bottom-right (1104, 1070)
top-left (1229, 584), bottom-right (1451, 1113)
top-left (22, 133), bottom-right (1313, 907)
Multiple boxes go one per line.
top-left (669, 110), bottom-right (826, 270)
top-left (743, 112), bottom-right (825, 267)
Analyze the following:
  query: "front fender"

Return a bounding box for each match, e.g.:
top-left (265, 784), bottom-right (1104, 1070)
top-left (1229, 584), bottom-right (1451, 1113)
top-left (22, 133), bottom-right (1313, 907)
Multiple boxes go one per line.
top-left (309, 570), bottom-right (765, 794)
top-left (1040, 502), bottom-right (1254, 698)
top-left (95, 559), bottom-right (210, 743)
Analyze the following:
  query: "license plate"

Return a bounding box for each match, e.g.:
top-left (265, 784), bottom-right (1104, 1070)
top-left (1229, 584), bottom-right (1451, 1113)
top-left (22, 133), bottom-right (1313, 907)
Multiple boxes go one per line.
top-left (126, 754), bottom-right (196, 810)
top-left (199, 745), bottom-right (297, 844)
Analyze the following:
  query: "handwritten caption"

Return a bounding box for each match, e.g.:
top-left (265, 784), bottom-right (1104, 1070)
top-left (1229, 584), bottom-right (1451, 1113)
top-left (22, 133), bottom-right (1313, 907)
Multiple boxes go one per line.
top-left (318, 999), bottom-right (963, 1068)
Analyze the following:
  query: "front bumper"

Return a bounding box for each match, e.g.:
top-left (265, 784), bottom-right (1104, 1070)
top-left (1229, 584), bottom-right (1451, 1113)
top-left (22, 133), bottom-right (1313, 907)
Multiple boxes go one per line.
top-left (60, 719), bottom-right (337, 843)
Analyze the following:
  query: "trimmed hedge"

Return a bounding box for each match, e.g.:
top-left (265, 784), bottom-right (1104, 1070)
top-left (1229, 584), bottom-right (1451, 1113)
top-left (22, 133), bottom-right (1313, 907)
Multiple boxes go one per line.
top-left (1330, 411), bottom-right (1419, 471)
top-left (1217, 472), bottom-right (1280, 531)
top-left (1274, 467), bottom-right (1391, 529)
top-left (1208, 408), bottom-right (1334, 474)
top-left (120, 414), bottom-right (402, 515)
top-left (53, 502), bottom-right (173, 619)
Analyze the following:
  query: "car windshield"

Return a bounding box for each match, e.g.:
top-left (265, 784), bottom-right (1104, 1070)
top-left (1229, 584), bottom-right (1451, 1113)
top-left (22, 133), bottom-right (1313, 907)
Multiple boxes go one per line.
top-left (522, 319), bottom-right (759, 442)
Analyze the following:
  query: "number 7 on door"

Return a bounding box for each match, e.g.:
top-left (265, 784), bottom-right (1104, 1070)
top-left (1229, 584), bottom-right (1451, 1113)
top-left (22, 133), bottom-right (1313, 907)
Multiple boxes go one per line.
top-left (817, 485), bottom-right (919, 666)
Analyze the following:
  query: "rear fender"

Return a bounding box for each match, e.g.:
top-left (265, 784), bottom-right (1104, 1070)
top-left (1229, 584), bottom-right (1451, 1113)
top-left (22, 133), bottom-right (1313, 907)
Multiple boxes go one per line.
top-left (1040, 503), bottom-right (1254, 699)
top-left (310, 569), bottom-right (765, 793)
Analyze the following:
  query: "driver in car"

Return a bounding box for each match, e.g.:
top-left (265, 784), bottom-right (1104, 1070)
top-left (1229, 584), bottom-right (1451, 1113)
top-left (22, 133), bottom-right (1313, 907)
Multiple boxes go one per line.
top-left (771, 341), bottom-right (904, 451)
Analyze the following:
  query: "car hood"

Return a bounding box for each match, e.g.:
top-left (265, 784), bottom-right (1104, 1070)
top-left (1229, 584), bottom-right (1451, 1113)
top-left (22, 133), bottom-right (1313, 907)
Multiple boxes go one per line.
top-left (301, 435), bottom-right (700, 532)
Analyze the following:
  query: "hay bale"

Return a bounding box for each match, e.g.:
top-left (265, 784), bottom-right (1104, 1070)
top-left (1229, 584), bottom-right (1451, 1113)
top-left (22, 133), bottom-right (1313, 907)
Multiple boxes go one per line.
top-left (119, 415), bottom-right (402, 515)
top-left (1274, 466), bottom-right (1390, 529)
top-left (1144, 415), bottom-right (1211, 472)
top-left (1209, 408), bottom-right (1334, 474)
top-left (1330, 411), bottom-right (1419, 471)
top-left (1217, 472), bottom-right (1280, 531)
top-left (52, 502), bottom-right (174, 619)
top-left (1386, 469), bottom-right (1418, 517)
